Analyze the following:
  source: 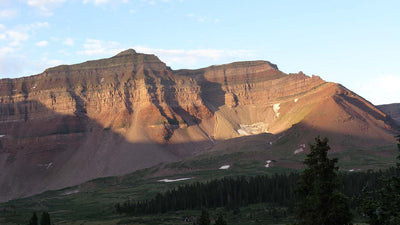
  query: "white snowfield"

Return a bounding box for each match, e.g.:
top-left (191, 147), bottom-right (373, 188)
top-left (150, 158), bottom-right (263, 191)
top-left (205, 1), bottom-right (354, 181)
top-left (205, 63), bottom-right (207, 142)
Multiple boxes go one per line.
top-left (294, 144), bottom-right (306, 154)
top-left (265, 160), bottom-right (272, 168)
top-left (294, 148), bottom-right (304, 154)
top-left (0, 135), bottom-right (5, 138)
top-left (219, 165), bottom-right (230, 170)
top-left (273, 103), bottom-right (280, 117)
top-left (237, 122), bottom-right (269, 136)
top-left (158, 178), bottom-right (192, 183)
top-left (61, 189), bottom-right (79, 196)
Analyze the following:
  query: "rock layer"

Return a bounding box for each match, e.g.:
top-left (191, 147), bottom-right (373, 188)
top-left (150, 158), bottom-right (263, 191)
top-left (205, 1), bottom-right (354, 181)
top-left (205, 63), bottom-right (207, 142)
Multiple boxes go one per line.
top-left (0, 49), bottom-right (397, 202)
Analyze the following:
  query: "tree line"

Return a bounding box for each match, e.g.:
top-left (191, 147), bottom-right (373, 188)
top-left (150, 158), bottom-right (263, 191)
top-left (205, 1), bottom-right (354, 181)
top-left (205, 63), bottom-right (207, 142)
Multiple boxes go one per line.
top-left (116, 173), bottom-right (299, 214)
top-left (115, 167), bottom-right (397, 215)
top-left (28, 212), bottom-right (51, 225)
top-left (115, 134), bottom-right (400, 225)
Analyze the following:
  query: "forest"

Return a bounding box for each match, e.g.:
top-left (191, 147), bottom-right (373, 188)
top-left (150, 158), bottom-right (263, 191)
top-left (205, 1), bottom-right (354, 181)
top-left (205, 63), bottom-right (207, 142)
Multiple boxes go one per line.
top-left (116, 136), bottom-right (400, 225)
top-left (115, 168), bottom-right (396, 214)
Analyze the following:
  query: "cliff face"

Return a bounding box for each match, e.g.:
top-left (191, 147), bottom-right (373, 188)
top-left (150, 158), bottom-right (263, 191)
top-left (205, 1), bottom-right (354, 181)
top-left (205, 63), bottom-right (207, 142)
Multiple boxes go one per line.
top-left (0, 49), bottom-right (396, 202)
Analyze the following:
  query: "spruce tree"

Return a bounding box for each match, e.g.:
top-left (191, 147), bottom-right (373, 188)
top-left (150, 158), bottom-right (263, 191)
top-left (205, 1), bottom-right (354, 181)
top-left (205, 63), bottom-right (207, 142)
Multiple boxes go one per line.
top-left (214, 214), bottom-right (227, 225)
top-left (199, 209), bottom-right (210, 225)
top-left (40, 212), bottom-right (51, 225)
top-left (295, 136), bottom-right (352, 225)
top-left (359, 133), bottom-right (400, 225)
top-left (28, 212), bottom-right (38, 225)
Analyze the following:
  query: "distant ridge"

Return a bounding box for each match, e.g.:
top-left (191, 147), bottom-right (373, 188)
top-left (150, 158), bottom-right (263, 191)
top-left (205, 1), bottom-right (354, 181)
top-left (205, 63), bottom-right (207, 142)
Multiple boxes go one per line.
top-left (378, 103), bottom-right (400, 125)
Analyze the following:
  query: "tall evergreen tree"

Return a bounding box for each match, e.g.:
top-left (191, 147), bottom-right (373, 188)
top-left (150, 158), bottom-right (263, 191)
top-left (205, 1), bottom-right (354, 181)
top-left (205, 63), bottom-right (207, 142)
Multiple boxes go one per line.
top-left (40, 212), bottom-right (51, 225)
top-left (295, 136), bottom-right (352, 225)
top-left (214, 214), bottom-right (227, 225)
top-left (28, 212), bottom-right (38, 225)
top-left (359, 133), bottom-right (400, 225)
top-left (199, 209), bottom-right (210, 225)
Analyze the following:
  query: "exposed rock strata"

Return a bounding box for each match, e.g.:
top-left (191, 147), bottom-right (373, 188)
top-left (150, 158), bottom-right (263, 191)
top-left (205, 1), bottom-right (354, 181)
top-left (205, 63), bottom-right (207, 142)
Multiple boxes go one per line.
top-left (0, 49), bottom-right (396, 202)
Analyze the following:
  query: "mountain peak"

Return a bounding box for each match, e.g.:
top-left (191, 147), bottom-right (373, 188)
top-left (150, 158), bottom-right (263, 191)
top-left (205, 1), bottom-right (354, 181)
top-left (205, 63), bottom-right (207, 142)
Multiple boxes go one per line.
top-left (114, 49), bottom-right (137, 57)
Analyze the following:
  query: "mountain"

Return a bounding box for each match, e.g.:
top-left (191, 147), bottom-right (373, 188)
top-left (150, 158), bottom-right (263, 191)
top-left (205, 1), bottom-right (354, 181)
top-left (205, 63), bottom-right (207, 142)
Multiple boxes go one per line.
top-left (378, 103), bottom-right (400, 125)
top-left (0, 49), bottom-right (397, 202)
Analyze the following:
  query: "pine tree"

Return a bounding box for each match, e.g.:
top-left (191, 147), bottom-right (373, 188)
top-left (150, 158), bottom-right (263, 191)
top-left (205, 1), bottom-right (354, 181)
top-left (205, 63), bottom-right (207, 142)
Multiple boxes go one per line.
top-left (359, 133), bottom-right (400, 225)
top-left (295, 136), bottom-right (352, 225)
top-left (199, 209), bottom-right (210, 225)
top-left (28, 212), bottom-right (38, 225)
top-left (214, 214), bottom-right (227, 225)
top-left (40, 212), bottom-right (51, 225)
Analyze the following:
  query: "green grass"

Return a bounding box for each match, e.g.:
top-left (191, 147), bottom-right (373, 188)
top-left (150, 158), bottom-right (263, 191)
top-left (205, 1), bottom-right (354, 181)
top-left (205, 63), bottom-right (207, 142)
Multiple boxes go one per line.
top-left (0, 156), bottom-right (296, 225)
top-left (0, 137), bottom-right (396, 225)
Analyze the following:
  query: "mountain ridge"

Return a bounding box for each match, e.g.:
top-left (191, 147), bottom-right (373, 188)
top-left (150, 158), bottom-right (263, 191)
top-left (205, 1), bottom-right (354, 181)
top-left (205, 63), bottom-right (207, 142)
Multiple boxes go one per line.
top-left (378, 103), bottom-right (400, 125)
top-left (0, 49), bottom-right (397, 202)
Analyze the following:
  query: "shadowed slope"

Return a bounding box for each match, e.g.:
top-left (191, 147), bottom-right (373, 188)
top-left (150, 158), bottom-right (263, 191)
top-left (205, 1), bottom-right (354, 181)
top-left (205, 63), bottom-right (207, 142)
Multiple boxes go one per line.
top-left (378, 103), bottom-right (400, 125)
top-left (0, 49), bottom-right (397, 202)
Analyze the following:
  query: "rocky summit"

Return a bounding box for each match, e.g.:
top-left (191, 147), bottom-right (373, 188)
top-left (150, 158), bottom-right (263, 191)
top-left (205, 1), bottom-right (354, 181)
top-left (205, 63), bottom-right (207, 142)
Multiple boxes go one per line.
top-left (0, 49), bottom-right (397, 202)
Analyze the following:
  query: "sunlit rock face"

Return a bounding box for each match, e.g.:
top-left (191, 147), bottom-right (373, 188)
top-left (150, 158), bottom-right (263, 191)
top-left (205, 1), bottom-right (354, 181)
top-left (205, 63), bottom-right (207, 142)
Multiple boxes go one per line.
top-left (0, 49), bottom-right (396, 202)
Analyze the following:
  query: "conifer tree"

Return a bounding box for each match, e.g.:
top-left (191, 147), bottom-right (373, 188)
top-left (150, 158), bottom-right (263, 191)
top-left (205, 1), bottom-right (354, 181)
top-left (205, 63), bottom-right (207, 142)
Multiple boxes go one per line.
top-left (359, 133), bottom-right (400, 225)
top-left (28, 212), bottom-right (38, 225)
top-left (40, 211), bottom-right (51, 225)
top-left (199, 209), bottom-right (210, 225)
top-left (214, 214), bottom-right (227, 225)
top-left (295, 136), bottom-right (352, 225)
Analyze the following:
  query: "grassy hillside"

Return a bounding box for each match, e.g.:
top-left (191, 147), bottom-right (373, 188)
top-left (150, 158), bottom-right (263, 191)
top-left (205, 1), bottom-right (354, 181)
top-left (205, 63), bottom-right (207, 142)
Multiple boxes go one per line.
top-left (0, 133), bottom-right (396, 225)
top-left (0, 157), bottom-right (296, 225)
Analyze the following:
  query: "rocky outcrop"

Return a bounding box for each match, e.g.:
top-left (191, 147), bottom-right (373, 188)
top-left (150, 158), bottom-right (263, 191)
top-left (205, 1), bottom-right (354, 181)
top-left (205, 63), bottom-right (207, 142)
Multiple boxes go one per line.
top-left (0, 49), bottom-right (397, 202)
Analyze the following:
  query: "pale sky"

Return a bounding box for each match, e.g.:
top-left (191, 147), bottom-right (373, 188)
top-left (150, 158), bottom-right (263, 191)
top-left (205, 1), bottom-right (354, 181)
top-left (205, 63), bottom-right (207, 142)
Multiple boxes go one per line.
top-left (0, 0), bottom-right (399, 105)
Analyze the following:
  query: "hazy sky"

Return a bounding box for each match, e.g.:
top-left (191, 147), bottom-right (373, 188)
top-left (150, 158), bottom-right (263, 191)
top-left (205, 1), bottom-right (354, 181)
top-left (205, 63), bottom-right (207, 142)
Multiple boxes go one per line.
top-left (0, 0), bottom-right (399, 105)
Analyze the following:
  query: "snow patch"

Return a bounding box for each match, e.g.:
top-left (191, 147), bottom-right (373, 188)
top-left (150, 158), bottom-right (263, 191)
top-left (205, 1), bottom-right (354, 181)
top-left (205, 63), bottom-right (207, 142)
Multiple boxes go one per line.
top-left (294, 143), bottom-right (306, 154)
top-left (0, 135), bottom-right (5, 138)
top-left (294, 98), bottom-right (298, 103)
top-left (219, 165), bottom-right (230, 170)
top-left (46, 162), bottom-right (53, 169)
top-left (349, 169), bottom-right (355, 172)
top-left (273, 103), bottom-right (280, 117)
top-left (237, 122), bottom-right (269, 136)
top-left (61, 189), bottom-right (79, 196)
top-left (100, 78), bottom-right (104, 83)
top-left (265, 160), bottom-right (272, 168)
top-left (206, 133), bottom-right (215, 144)
top-left (158, 178), bottom-right (192, 183)
top-left (237, 129), bottom-right (249, 135)
top-left (37, 162), bottom-right (53, 169)
top-left (294, 148), bottom-right (304, 154)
